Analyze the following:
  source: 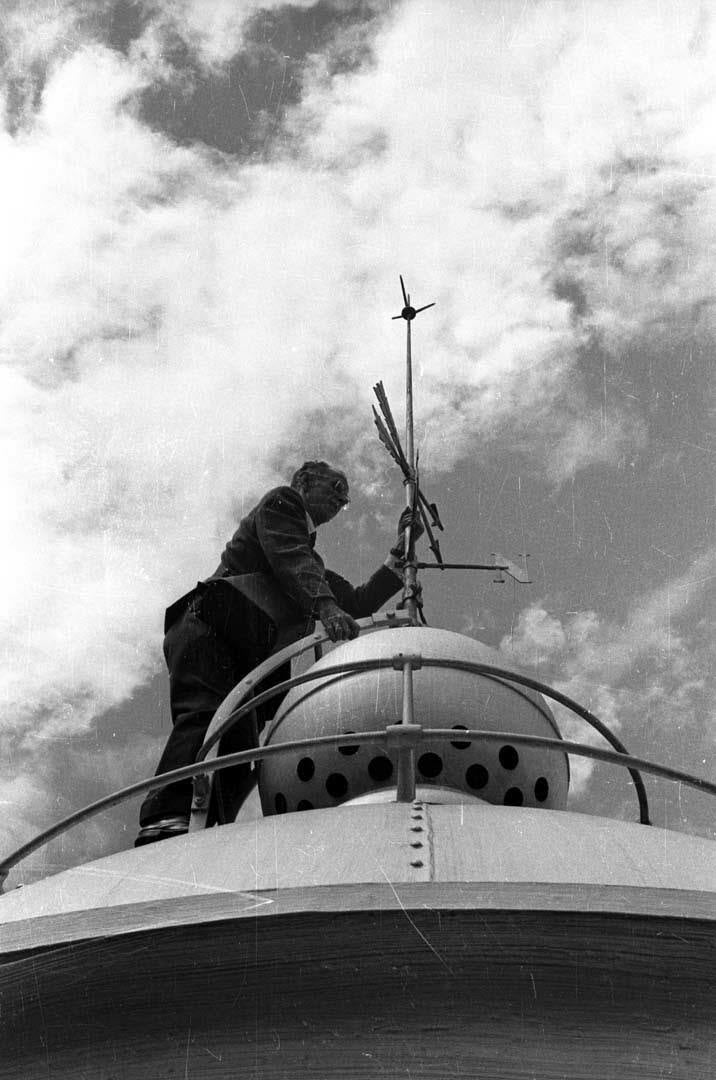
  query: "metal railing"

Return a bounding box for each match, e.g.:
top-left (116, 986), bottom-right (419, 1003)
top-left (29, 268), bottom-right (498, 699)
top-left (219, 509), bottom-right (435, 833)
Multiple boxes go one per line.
top-left (2, 615), bottom-right (715, 891)
top-left (191, 640), bottom-right (650, 827)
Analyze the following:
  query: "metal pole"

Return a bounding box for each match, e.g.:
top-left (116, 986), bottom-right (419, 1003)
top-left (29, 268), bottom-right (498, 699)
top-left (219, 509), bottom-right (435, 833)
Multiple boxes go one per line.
top-left (405, 315), bottom-right (414, 471)
top-left (403, 304), bottom-right (419, 624)
top-left (391, 276), bottom-right (434, 620)
top-left (395, 656), bottom-right (417, 800)
top-left (402, 653), bottom-right (416, 724)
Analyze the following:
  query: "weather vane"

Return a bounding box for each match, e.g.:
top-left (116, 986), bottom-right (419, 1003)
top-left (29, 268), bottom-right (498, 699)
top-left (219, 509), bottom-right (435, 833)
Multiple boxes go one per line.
top-left (373, 274), bottom-right (530, 623)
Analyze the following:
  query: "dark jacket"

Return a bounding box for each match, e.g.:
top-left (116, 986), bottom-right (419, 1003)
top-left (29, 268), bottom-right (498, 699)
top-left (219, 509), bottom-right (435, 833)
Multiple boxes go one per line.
top-left (210, 486), bottom-right (336, 615)
top-left (165, 486), bottom-right (401, 637)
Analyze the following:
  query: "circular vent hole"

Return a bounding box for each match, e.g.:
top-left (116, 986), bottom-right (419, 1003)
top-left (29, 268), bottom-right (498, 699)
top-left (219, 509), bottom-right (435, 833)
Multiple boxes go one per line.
top-left (296, 757), bottom-right (315, 782)
top-left (274, 793), bottom-right (287, 814)
top-left (466, 764), bottom-right (489, 790)
top-left (499, 745), bottom-right (519, 770)
top-left (504, 787), bottom-right (524, 806)
top-left (534, 777), bottom-right (549, 802)
top-left (451, 725), bottom-right (470, 750)
top-left (418, 752), bottom-right (443, 778)
top-left (368, 756), bottom-right (394, 782)
top-left (326, 773), bottom-right (348, 799)
top-left (297, 800), bottom-right (313, 811)
top-left (338, 731), bottom-right (360, 756)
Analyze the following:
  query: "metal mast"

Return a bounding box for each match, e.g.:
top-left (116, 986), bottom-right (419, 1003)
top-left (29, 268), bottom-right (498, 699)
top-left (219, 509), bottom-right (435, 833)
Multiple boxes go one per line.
top-left (373, 274), bottom-right (530, 628)
top-left (392, 276), bottom-right (435, 623)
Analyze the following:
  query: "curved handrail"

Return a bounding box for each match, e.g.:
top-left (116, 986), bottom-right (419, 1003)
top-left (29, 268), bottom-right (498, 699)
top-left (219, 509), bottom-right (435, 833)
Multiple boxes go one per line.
top-left (1, 727), bottom-right (714, 890)
top-left (198, 611), bottom-right (411, 760)
top-left (4, 618), bottom-right (711, 888)
top-left (195, 652), bottom-right (651, 825)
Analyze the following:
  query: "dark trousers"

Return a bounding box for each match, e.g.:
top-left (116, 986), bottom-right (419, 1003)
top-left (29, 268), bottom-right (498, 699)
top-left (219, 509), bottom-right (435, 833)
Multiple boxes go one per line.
top-left (140, 586), bottom-right (287, 826)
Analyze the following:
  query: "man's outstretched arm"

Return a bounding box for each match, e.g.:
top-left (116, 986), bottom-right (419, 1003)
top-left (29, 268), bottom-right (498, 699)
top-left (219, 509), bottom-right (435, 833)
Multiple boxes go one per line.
top-left (325, 507), bottom-right (424, 619)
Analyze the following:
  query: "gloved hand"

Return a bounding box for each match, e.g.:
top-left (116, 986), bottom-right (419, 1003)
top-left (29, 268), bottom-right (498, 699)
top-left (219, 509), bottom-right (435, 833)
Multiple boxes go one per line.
top-left (390, 505), bottom-right (424, 558)
top-left (317, 598), bottom-right (361, 642)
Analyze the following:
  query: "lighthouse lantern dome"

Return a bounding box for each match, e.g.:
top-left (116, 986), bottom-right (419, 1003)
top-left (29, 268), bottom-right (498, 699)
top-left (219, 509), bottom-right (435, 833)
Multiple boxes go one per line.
top-left (259, 626), bottom-right (569, 816)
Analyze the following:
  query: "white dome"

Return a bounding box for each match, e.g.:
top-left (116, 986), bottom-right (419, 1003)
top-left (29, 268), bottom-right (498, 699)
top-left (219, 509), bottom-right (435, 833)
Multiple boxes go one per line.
top-left (259, 626), bottom-right (569, 815)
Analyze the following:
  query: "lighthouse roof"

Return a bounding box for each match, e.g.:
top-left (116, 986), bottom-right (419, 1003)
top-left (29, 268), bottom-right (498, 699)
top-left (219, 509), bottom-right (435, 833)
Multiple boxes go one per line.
top-left (1, 802), bottom-right (714, 930)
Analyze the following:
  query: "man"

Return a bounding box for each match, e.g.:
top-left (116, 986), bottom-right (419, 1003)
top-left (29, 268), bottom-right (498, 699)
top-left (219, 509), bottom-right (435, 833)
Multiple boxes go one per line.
top-left (136, 461), bottom-right (422, 845)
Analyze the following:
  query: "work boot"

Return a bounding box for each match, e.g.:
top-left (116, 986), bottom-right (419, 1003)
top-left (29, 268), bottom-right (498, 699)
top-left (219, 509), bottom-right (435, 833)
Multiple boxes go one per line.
top-left (134, 815), bottom-right (190, 847)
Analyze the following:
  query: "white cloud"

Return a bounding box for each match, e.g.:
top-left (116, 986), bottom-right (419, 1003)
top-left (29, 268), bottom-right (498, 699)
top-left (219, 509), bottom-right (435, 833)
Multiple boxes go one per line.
top-left (546, 412), bottom-right (646, 484)
top-left (145, 0), bottom-right (329, 68)
top-left (498, 544), bottom-right (716, 798)
top-left (290, 0), bottom-right (716, 466)
top-left (0, 1), bottom-right (79, 67)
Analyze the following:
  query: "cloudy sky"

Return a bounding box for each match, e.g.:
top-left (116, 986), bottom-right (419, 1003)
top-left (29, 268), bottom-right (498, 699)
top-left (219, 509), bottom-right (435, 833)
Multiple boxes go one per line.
top-left (2, 0), bottom-right (715, 886)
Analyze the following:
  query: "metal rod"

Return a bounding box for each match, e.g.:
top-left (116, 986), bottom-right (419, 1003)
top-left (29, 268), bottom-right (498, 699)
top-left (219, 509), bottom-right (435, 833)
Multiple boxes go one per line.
top-left (395, 749), bottom-right (416, 802)
top-left (201, 652), bottom-right (646, 806)
top-left (194, 650), bottom-right (652, 825)
top-left (4, 726), bottom-right (715, 890)
top-left (6, 612), bottom-right (693, 886)
top-left (391, 276), bottom-right (435, 611)
top-left (0, 730), bottom-right (395, 889)
top-left (405, 316), bottom-right (414, 472)
top-left (2, 626), bottom-right (683, 886)
top-left (396, 656), bottom-right (417, 801)
top-left (402, 656), bottom-right (416, 725)
top-left (415, 562), bottom-right (509, 571)
top-left (403, 310), bottom-right (419, 623)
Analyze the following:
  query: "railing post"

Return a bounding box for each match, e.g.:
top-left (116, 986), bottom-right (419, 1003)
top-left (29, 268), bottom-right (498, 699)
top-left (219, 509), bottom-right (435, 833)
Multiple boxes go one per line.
top-left (189, 772), bottom-right (211, 832)
top-left (391, 653), bottom-right (423, 801)
top-left (386, 724), bottom-right (423, 802)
